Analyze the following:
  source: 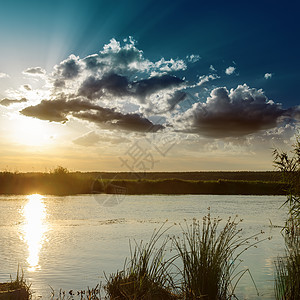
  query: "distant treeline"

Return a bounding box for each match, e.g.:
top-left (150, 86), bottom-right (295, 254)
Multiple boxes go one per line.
top-left (95, 179), bottom-right (287, 196)
top-left (0, 170), bottom-right (93, 195)
top-left (85, 171), bottom-right (282, 182)
top-left (0, 169), bottom-right (287, 196)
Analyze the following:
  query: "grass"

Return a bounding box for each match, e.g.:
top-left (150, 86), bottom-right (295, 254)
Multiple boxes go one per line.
top-left (105, 222), bottom-right (178, 299)
top-left (50, 284), bottom-right (103, 300)
top-left (273, 137), bottom-right (300, 299)
top-left (173, 212), bottom-right (265, 299)
top-left (0, 269), bottom-right (31, 300)
top-left (105, 213), bottom-right (267, 300)
top-left (274, 218), bottom-right (300, 300)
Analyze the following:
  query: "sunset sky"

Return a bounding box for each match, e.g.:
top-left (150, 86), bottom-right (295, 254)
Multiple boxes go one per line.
top-left (0, 0), bottom-right (299, 172)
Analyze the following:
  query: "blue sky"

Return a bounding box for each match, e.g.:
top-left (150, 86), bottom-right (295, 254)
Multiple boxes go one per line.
top-left (0, 0), bottom-right (299, 171)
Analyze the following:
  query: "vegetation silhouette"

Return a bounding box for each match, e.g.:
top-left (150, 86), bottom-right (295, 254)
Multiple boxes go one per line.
top-left (0, 169), bottom-right (287, 196)
top-left (273, 137), bottom-right (300, 300)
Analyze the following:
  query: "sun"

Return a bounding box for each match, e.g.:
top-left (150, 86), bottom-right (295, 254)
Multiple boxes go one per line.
top-left (11, 115), bottom-right (57, 146)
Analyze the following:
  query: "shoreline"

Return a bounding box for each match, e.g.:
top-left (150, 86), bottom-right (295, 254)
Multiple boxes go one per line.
top-left (0, 176), bottom-right (287, 196)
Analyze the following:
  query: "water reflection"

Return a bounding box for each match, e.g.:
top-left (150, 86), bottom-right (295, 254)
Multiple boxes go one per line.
top-left (22, 194), bottom-right (48, 271)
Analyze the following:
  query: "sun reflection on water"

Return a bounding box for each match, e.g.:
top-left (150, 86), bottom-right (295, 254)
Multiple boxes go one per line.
top-left (22, 194), bottom-right (48, 272)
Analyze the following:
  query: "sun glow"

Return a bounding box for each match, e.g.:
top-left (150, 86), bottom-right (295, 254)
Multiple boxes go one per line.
top-left (22, 194), bottom-right (48, 272)
top-left (11, 116), bottom-right (57, 146)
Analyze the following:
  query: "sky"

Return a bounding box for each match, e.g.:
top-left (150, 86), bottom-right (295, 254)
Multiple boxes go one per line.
top-left (0, 0), bottom-right (299, 172)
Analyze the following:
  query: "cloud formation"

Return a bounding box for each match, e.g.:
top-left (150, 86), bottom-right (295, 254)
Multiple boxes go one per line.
top-left (23, 84), bottom-right (32, 91)
top-left (264, 73), bottom-right (273, 79)
top-left (23, 67), bottom-right (46, 75)
top-left (52, 54), bottom-right (82, 88)
top-left (20, 97), bottom-right (164, 132)
top-left (0, 97), bottom-right (27, 106)
top-left (73, 131), bottom-right (130, 147)
top-left (16, 38), bottom-right (298, 140)
top-left (73, 131), bottom-right (101, 147)
top-left (0, 73), bottom-right (9, 79)
top-left (175, 84), bottom-right (290, 138)
top-left (225, 66), bottom-right (236, 75)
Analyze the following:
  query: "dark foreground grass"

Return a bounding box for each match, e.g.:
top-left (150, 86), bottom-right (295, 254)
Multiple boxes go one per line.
top-left (105, 223), bottom-right (178, 300)
top-left (273, 137), bottom-right (300, 299)
top-left (0, 269), bottom-right (31, 300)
top-left (105, 213), bottom-right (267, 300)
top-left (173, 214), bottom-right (265, 299)
top-left (275, 218), bottom-right (300, 300)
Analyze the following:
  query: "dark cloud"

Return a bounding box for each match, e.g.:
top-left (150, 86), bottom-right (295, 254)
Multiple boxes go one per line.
top-left (54, 54), bottom-right (81, 80)
top-left (78, 73), bottom-right (130, 100)
top-left (142, 90), bottom-right (187, 115)
top-left (74, 111), bottom-right (163, 132)
top-left (23, 84), bottom-right (32, 91)
top-left (286, 105), bottom-right (300, 121)
top-left (23, 67), bottom-right (46, 75)
top-left (163, 91), bottom-right (186, 111)
top-left (83, 54), bottom-right (106, 71)
top-left (54, 79), bottom-right (66, 88)
top-left (20, 98), bottom-right (98, 122)
top-left (20, 98), bottom-right (164, 132)
top-left (177, 84), bottom-right (289, 138)
top-left (132, 75), bottom-right (185, 102)
top-left (77, 73), bottom-right (184, 104)
top-left (0, 97), bottom-right (27, 106)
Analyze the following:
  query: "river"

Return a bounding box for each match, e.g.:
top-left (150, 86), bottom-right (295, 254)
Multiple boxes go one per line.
top-left (0, 194), bottom-right (287, 299)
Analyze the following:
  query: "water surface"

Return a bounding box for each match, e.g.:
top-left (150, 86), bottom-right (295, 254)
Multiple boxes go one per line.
top-left (0, 194), bottom-right (287, 299)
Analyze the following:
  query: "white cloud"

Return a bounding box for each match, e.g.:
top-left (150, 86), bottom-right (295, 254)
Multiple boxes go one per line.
top-left (264, 73), bottom-right (273, 79)
top-left (154, 58), bottom-right (187, 72)
top-left (225, 66), bottom-right (236, 75)
top-left (23, 67), bottom-right (46, 76)
top-left (209, 65), bottom-right (216, 72)
top-left (0, 72), bottom-right (9, 79)
top-left (196, 74), bottom-right (219, 86)
top-left (186, 54), bottom-right (201, 63)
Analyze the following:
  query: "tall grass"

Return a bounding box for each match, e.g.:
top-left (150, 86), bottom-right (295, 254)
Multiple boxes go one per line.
top-left (173, 213), bottom-right (264, 299)
top-left (105, 222), bottom-right (178, 299)
top-left (0, 268), bottom-right (31, 300)
top-left (105, 214), bottom-right (266, 300)
top-left (273, 136), bottom-right (300, 299)
top-left (274, 218), bottom-right (300, 300)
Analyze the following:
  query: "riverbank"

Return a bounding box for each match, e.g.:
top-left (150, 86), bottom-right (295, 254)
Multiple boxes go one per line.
top-left (0, 170), bottom-right (287, 195)
top-left (100, 178), bottom-right (287, 195)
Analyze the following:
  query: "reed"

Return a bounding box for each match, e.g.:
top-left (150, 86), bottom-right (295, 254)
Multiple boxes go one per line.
top-left (105, 214), bottom-right (266, 300)
top-left (0, 268), bottom-right (31, 300)
top-left (274, 218), bottom-right (300, 300)
top-left (105, 222), bottom-right (178, 299)
top-left (172, 212), bottom-right (264, 299)
top-left (273, 136), bottom-right (300, 299)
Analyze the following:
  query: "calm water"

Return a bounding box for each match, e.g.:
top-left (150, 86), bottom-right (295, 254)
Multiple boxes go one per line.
top-left (0, 194), bottom-right (287, 299)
